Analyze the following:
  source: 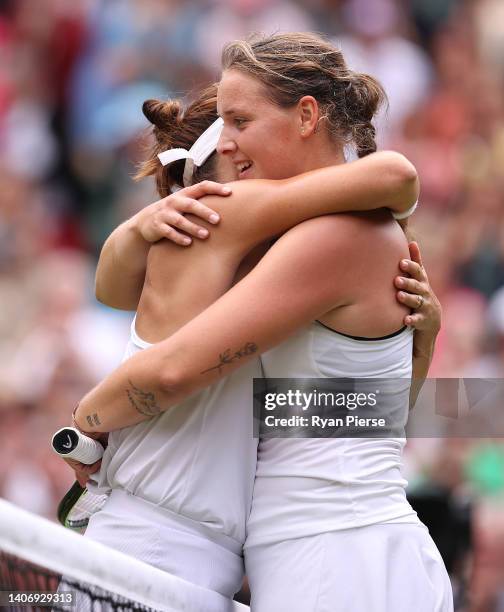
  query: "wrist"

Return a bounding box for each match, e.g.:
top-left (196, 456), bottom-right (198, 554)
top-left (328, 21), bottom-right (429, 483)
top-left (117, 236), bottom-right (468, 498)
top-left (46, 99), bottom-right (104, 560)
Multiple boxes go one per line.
top-left (122, 213), bottom-right (153, 255)
top-left (418, 320), bottom-right (441, 338)
top-left (413, 328), bottom-right (438, 359)
top-left (72, 403), bottom-right (92, 434)
top-left (126, 212), bottom-right (144, 240)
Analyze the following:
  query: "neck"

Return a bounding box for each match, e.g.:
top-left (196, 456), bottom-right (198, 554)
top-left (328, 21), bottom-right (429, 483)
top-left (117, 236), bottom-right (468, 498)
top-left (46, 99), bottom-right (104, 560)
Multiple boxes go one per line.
top-left (298, 138), bottom-right (346, 173)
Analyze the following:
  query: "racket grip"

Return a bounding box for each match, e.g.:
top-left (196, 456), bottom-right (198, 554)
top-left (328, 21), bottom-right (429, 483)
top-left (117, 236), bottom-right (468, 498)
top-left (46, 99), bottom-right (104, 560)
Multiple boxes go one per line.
top-left (52, 427), bottom-right (104, 464)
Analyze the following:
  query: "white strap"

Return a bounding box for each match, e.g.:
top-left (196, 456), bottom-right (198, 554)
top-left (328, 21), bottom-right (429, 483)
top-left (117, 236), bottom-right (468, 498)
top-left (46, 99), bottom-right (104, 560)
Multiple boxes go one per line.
top-left (157, 117), bottom-right (224, 187)
top-left (157, 148), bottom-right (192, 166)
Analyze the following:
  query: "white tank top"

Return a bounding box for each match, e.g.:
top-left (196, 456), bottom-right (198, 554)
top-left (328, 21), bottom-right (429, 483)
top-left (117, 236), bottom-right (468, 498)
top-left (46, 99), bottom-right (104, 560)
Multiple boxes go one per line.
top-left (245, 322), bottom-right (419, 549)
top-left (93, 318), bottom-right (260, 547)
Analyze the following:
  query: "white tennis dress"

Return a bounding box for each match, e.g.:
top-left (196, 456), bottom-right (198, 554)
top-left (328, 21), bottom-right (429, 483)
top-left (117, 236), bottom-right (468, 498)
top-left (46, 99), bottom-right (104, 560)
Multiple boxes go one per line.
top-left (245, 322), bottom-right (453, 612)
top-left (86, 318), bottom-right (260, 599)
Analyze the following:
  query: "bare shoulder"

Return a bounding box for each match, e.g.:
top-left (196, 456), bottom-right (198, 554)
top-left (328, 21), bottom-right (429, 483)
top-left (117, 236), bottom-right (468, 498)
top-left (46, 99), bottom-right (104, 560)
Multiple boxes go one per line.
top-left (256, 215), bottom-right (367, 296)
top-left (267, 212), bottom-right (407, 287)
top-left (273, 212), bottom-right (388, 255)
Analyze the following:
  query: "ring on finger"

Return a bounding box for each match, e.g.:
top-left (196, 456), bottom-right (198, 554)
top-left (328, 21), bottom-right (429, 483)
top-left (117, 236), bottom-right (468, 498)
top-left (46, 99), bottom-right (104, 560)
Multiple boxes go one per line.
top-left (415, 295), bottom-right (424, 309)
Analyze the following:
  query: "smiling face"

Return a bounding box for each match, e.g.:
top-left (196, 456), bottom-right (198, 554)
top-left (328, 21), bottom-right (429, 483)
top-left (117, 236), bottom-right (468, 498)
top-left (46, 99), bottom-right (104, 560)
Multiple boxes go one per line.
top-left (216, 69), bottom-right (308, 181)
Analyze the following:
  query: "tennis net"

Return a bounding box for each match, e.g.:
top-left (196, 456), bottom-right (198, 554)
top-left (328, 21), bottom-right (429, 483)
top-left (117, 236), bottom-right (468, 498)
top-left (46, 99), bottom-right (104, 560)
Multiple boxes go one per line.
top-left (0, 498), bottom-right (249, 612)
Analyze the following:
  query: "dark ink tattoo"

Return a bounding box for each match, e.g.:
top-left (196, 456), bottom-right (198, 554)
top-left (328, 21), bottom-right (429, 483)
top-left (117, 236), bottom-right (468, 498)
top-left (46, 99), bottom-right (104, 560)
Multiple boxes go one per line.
top-left (92, 413), bottom-right (101, 426)
top-left (86, 415), bottom-right (93, 428)
top-left (126, 379), bottom-right (162, 417)
top-left (200, 342), bottom-right (258, 375)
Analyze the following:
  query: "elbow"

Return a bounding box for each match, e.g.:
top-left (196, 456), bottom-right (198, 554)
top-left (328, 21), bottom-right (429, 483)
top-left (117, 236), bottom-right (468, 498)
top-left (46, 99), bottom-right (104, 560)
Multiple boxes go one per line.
top-left (94, 282), bottom-right (119, 309)
top-left (94, 269), bottom-right (111, 305)
top-left (386, 151), bottom-right (419, 207)
top-left (94, 278), bottom-right (108, 305)
top-left (393, 152), bottom-right (418, 184)
top-left (94, 278), bottom-right (138, 311)
top-left (157, 350), bottom-right (206, 408)
top-left (158, 362), bottom-right (190, 403)
top-left (158, 369), bottom-right (180, 397)
top-left (395, 153), bottom-right (420, 197)
top-left (398, 157), bottom-right (419, 204)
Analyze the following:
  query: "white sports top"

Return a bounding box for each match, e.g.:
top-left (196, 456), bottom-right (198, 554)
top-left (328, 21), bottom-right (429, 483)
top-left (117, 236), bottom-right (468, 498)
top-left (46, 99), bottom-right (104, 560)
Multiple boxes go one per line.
top-left (245, 321), bottom-right (419, 549)
top-left (93, 318), bottom-right (260, 548)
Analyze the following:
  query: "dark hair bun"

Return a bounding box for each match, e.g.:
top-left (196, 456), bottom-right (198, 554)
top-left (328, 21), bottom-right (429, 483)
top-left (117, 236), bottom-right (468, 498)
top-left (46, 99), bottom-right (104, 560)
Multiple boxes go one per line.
top-left (142, 99), bottom-right (183, 130)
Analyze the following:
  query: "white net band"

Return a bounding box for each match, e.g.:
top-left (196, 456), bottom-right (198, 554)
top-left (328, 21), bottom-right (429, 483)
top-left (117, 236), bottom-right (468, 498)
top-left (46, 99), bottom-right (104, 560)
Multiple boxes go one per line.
top-left (0, 498), bottom-right (248, 612)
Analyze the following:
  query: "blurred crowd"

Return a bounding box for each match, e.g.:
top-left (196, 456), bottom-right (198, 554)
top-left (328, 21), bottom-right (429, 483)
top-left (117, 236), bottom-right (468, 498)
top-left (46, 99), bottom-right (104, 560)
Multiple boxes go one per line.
top-left (0, 0), bottom-right (503, 610)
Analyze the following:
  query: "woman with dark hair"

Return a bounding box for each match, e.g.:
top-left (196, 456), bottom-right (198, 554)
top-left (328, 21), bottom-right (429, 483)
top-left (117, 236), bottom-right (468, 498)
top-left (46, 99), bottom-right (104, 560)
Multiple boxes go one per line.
top-left (70, 33), bottom-right (448, 611)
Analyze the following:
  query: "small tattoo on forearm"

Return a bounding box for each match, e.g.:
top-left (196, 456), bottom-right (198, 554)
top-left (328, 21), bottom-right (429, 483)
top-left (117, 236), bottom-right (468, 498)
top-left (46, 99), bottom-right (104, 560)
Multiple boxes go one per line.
top-left (201, 342), bottom-right (258, 375)
top-left (127, 379), bottom-right (162, 417)
top-left (85, 413), bottom-right (101, 428)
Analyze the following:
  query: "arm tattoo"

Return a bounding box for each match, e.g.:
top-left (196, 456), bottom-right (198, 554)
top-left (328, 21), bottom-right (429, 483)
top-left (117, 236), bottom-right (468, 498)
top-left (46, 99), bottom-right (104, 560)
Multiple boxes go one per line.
top-left (126, 379), bottom-right (162, 417)
top-left (86, 413), bottom-right (101, 428)
top-left (200, 342), bottom-right (258, 375)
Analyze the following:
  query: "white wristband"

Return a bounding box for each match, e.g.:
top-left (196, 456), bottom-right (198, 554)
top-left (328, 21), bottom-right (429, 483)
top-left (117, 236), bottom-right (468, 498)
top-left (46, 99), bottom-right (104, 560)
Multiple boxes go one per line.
top-left (52, 427), bottom-right (104, 464)
top-left (392, 200), bottom-right (418, 220)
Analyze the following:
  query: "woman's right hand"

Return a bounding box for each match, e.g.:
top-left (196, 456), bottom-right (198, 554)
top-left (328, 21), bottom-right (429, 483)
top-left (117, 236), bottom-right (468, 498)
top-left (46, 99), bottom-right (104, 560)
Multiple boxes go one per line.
top-left (135, 181), bottom-right (232, 245)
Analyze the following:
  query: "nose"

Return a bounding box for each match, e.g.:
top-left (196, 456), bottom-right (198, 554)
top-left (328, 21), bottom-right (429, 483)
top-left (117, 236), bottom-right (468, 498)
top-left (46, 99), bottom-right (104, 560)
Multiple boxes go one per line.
top-left (217, 126), bottom-right (237, 155)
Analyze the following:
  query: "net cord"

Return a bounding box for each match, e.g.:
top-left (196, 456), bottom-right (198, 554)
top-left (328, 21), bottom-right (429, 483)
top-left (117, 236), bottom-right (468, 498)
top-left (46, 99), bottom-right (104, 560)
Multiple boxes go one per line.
top-left (0, 498), bottom-right (248, 612)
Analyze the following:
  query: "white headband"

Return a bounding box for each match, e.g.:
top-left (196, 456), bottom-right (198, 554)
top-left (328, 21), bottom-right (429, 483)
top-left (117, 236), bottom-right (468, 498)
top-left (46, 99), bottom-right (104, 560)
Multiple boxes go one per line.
top-left (157, 117), bottom-right (224, 187)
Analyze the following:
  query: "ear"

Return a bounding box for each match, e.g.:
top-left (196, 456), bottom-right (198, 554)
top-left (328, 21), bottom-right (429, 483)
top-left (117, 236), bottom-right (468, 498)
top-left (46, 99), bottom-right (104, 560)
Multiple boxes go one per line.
top-left (297, 96), bottom-right (320, 138)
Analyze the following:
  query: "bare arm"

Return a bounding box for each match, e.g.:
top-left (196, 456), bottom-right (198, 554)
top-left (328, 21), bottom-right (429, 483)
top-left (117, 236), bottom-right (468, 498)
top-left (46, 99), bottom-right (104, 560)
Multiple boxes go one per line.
top-left (94, 217), bottom-right (151, 312)
top-left (410, 332), bottom-right (438, 408)
top-left (75, 216), bottom-right (356, 433)
top-left (96, 151), bottom-right (417, 310)
top-left (197, 150), bottom-right (418, 257)
top-left (95, 182), bottom-right (231, 310)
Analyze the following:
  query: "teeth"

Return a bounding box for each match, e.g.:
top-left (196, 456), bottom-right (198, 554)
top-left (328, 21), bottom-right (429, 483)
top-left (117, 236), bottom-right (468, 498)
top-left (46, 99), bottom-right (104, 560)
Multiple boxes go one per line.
top-left (237, 162), bottom-right (252, 172)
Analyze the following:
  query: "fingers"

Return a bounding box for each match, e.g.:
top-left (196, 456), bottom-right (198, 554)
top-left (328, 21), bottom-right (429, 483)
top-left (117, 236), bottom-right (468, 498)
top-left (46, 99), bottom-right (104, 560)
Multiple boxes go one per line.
top-left (156, 195), bottom-right (224, 244)
top-left (65, 458), bottom-right (102, 487)
top-left (396, 272), bottom-right (427, 310)
top-left (177, 198), bottom-right (221, 225)
top-left (408, 241), bottom-right (423, 267)
top-left (404, 312), bottom-right (423, 328)
top-left (397, 290), bottom-right (425, 310)
top-left (140, 184), bottom-right (227, 244)
top-left (173, 217), bottom-right (210, 239)
top-left (157, 210), bottom-right (209, 244)
top-left (184, 180), bottom-right (232, 200)
top-left (395, 276), bottom-right (423, 295)
top-left (399, 242), bottom-right (428, 283)
top-left (399, 258), bottom-right (427, 283)
top-left (395, 244), bottom-right (441, 333)
top-left (96, 432), bottom-right (109, 446)
top-left (76, 475), bottom-right (87, 487)
top-left (160, 225), bottom-right (193, 246)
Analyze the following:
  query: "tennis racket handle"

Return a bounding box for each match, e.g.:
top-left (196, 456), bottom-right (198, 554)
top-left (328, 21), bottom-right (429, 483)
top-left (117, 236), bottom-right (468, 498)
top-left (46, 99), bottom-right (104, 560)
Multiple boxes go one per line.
top-left (52, 427), bottom-right (104, 464)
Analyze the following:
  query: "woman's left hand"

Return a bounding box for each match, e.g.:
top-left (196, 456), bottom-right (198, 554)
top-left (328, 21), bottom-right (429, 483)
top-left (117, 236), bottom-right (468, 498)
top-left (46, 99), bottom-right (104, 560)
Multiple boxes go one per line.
top-left (395, 241), bottom-right (441, 334)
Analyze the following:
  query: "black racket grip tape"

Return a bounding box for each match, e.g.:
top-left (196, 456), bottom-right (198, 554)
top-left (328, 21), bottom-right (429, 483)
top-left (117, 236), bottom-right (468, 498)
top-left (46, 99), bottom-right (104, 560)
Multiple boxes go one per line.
top-left (52, 427), bottom-right (104, 464)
